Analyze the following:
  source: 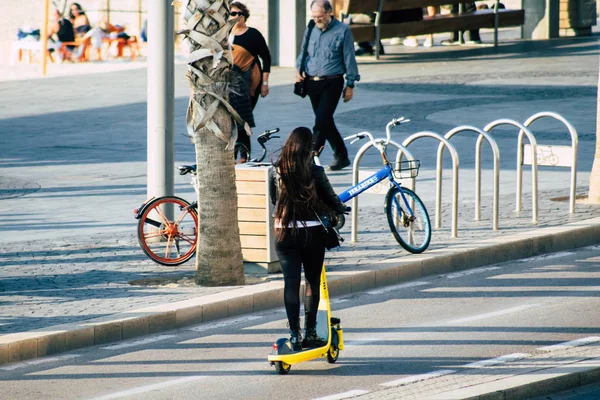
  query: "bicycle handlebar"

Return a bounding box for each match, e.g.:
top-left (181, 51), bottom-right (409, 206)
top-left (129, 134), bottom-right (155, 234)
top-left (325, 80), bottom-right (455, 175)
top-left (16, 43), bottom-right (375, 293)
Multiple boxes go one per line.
top-left (343, 117), bottom-right (410, 148)
top-left (257, 127), bottom-right (280, 144)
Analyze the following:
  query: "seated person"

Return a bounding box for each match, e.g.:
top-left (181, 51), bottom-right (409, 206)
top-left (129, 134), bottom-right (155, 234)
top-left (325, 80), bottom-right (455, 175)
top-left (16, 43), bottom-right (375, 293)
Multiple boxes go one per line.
top-left (69, 3), bottom-right (92, 60)
top-left (441, 2), bottom-right (482, 45)
top-left (47, 9), bottom-right (75, 60)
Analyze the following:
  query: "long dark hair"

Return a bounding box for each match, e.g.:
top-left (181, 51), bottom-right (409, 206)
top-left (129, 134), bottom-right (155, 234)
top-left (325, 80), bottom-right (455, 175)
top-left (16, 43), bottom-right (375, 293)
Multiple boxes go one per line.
top-left (69, 3), bottom-right (85, 20)
top-left (273, 127), bottom-right (317, 240)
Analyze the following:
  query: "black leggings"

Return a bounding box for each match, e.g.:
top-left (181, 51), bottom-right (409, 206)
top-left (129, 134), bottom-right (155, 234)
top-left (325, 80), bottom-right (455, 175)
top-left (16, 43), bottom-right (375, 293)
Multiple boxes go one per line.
top-left (275, 226), bottom-right (325, 331)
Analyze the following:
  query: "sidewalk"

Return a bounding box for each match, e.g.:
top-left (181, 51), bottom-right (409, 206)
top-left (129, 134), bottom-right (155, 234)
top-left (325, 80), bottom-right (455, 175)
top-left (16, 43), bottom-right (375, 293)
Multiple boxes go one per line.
top-left (353, 336), bottom-right (600, 399)
top-left (1, 32), bottom-right (600, 397)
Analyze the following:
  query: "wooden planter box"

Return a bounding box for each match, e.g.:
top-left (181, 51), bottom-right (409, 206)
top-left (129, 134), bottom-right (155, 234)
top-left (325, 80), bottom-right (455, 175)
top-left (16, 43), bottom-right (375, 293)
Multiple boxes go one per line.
top-left (235, 164), bottom-right (280, 273)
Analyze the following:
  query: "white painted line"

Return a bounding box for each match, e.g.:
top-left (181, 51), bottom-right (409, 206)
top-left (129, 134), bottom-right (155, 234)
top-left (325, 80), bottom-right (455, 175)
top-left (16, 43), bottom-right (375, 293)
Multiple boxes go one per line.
top-left (344, 338), bottom-right (381, 347)
top-left (367, 281), bottom-right (430, 295)
top-left (330, 298), bottom-right (350, 304)
top-left (313, 390), bottom-right (370, 400)
top-left (90, 376), bottom-right (206, 399)
top-left (444, 267), bottom-right (501, 279)
top-left (518, 252), bottom-right (574, 262)
top-left (380, 369), bottom-right (456, 387)
top-left (0, 354), bottom-right (81, 371)
top-left (537, 336), bottom-right (600, 352)
top-left (464, 353), bottom-right (529, 368)
top-left (187, 315), bottom-right (263, 332)
top-left (448, 304), bottom-right (538, 324)
top-left (101, 335), bottom-right (176, 350)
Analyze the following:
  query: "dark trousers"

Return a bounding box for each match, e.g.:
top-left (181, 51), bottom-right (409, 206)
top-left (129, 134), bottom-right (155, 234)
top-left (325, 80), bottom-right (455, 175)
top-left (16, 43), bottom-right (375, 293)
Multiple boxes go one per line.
top-left (306, 77), bottom-right (348, 160)
top-left (451, 3), bottom-right (481, 42)
top-left (275, 226), bottom-right (325, 331)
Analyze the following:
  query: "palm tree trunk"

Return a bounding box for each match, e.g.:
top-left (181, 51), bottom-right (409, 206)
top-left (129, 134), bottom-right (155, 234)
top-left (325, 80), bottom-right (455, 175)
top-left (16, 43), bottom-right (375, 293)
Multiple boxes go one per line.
top-left (589, 53), bottom-right (600, 203)
top-left (179, 0), bottom-right (247, 285)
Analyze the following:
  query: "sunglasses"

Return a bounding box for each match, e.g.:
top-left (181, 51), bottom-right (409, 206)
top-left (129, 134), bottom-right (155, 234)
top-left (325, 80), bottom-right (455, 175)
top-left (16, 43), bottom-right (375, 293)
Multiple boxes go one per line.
top-left (230, 11), bottom-right (245, 17)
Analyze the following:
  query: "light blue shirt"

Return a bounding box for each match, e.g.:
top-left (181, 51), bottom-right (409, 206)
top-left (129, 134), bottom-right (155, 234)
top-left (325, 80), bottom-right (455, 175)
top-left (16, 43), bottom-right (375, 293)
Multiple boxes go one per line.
top-left (296, 18), bottom-right (360, 87)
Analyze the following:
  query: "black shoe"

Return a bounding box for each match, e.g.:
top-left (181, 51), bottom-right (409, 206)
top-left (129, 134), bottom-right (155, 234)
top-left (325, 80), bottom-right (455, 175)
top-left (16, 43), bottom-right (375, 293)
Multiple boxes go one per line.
top-left (303, 328), bottom-right (326, 348)
top-left (290, 330), bottom-right (303, 352)
top-left (327, 157), bottom-right (351, 171)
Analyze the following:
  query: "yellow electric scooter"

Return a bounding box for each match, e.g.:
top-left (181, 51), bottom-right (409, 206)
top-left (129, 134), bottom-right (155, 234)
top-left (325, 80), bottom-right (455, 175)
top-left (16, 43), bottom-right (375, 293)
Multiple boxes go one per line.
top-left (268, 266), bottom-right (344, 374)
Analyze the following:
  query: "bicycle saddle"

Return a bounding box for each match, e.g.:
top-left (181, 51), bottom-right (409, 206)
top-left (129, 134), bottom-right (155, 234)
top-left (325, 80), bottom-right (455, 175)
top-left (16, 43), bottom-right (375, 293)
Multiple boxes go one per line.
top-left (177, 165), bottom-right (197, 175)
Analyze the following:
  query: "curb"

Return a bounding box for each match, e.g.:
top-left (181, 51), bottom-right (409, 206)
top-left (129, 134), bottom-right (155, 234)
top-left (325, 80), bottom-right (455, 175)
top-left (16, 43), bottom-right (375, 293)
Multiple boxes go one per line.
top-left (451, 361), bottom-right (600, 400)
top-left (2, 217), bottom-right (600, 366)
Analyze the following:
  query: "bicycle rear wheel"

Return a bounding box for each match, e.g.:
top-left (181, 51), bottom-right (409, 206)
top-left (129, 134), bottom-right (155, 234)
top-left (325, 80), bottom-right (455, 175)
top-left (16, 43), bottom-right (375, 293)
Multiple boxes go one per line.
top-left (137, 196), bottom-right (198, 266)
top-left (384, 186), bottom-right (431, 254)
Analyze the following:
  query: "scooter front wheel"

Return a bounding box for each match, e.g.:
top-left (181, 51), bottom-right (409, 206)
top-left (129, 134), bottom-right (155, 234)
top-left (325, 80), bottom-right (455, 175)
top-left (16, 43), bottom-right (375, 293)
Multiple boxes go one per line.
top-left (274, 361), bottom-right (291, 375)
top-left (327, 328), bottom-right (340, 363)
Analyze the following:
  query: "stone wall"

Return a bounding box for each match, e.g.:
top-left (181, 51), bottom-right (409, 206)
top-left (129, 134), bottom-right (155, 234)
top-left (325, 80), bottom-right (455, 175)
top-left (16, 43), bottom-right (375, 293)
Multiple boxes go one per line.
top-left (559, 0), bottom-right (597, 35)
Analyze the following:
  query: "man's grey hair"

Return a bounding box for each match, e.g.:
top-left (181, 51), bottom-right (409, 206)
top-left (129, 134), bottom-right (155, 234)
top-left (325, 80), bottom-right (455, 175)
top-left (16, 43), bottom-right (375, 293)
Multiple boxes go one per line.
top-left (310, 0), bottom-right (333, 13)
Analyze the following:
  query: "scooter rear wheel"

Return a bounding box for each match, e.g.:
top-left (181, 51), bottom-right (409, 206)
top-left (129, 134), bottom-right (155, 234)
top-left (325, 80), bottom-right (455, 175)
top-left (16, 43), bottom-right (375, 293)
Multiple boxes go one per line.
top-left (274, 361), bottom-right (291, 375)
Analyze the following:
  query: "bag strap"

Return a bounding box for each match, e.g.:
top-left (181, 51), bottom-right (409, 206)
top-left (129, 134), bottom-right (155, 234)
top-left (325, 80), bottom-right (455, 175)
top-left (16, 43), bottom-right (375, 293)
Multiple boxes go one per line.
top-left (299, 20), bottom-right (316, 75)
top-left (313, 210), bottom-right (327, 228)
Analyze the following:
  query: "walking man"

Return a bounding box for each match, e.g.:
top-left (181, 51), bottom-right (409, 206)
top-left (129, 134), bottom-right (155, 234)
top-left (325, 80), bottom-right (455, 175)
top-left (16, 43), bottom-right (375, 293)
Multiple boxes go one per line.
top-left (296, 0), bottom-right (360, 171)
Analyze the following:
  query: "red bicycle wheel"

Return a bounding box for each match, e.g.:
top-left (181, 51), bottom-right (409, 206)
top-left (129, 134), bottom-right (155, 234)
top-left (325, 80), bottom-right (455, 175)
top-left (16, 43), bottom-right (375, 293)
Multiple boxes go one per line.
top-left (137, 196), bottom-right (198, 266)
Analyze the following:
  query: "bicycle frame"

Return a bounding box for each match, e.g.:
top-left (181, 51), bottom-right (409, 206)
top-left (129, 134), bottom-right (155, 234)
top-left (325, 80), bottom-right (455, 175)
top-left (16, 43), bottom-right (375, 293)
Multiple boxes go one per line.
top-left (338, 163), bottom-right (415, 217)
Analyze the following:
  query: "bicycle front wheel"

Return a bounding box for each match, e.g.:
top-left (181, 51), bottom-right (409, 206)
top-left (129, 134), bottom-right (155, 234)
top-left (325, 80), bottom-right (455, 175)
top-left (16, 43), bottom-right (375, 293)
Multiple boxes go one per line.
top-left (384, 186), bottom-right (431, 254)
top-left (137, 196), bottom-right (198, 266)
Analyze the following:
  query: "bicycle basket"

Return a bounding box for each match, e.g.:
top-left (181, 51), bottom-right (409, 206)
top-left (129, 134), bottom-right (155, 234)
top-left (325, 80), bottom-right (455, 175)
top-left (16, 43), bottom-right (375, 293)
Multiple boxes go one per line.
top-left (391, 160), bottom-right (421, 180)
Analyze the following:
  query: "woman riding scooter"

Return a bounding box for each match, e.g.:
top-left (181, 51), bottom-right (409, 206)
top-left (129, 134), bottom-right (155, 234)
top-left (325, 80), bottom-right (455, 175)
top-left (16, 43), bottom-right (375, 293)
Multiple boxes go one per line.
top-left (270, 127), bottom-right (347, 351)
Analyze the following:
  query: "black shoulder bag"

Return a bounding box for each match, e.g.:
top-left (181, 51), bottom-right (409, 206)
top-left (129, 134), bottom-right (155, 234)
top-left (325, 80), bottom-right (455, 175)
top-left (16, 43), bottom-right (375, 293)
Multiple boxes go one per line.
top-left (314, 211), bottom-right (343, 250)
top-left (294, 20), bottom-right (316, 98)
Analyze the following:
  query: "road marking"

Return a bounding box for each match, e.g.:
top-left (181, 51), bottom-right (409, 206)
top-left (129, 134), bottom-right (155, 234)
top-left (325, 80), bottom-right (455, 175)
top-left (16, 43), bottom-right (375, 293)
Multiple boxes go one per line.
top-left (89, 376), bottom-right (206, 399)
top-left (367, 281), bottom-right (430, 295)
top-left (330, 298), bottom-right (350, 304)
top-left (448, 304), bottom-right (538, 324)
top-left (444, 267), bottom-right (501, 279)
top-left (0, 354), bottom-right (80, 371)
top-left (537, 336), bottom-right (600, 352)
top-left (464, 353), bottom-right (529, 368)
top-left (313, 390), bottom-right (370, 400)
top-left (344, 338), bottom-right (381, 347)
top-left (187, 315), bottom-right (263, 332)
top-left (101, 334), bottom-right (176, 350)
top-left (380, 369), bottom-right (456, 387)
top-left (517, 252), bottom-right (574, 262)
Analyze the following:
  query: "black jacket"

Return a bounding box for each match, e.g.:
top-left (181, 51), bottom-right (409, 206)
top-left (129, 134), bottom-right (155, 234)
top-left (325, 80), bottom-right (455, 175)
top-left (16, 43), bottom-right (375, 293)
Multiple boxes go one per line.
top-left (270, 164), bottom-right (346, 221)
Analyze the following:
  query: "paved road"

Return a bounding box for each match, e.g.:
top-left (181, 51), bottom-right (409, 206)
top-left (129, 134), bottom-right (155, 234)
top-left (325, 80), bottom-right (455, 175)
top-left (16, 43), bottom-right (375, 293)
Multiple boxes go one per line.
top-left (2, 246), bottom-right (600, 399)
top-left (1, 36), bottom-right (600, 336)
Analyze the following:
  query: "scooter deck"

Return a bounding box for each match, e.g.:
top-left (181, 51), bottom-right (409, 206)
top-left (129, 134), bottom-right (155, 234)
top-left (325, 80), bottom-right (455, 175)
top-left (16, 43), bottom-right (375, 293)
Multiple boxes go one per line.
top-left (267, 341), bottom-right (331, 365)
top-left (268, 267), bottom-right (339, 366)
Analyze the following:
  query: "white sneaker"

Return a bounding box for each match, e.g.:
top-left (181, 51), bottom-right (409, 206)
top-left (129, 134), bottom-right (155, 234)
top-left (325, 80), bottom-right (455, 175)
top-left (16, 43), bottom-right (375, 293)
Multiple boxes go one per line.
top-left (402, 37), bottom-right (419, 47)
top-left (423, 36), bottom-right (433, 48)
top-left (389, 37), bottom-right (402, 45)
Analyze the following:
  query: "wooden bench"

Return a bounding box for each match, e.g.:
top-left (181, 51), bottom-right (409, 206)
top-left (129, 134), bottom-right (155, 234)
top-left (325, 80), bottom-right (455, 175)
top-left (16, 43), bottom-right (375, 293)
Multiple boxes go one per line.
top-left (334, 0), bottom-right (525, 58)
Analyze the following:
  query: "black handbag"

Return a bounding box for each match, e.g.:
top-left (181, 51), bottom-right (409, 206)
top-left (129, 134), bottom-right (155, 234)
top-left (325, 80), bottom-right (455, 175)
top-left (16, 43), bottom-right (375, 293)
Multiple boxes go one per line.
top-left (294, 20), bottom-right (316, 98)
top-left (314, 211), bottom-right (343, 250)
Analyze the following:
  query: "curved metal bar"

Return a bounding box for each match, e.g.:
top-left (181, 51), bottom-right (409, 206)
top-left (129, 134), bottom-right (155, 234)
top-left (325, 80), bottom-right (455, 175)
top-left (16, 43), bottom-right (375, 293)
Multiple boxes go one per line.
top-left (350, 141), bottom-right (374, 243)
top-left (484, 119), bottom-right (539, 224)
top-left (440, 126), bottom-right (500, 231)
top-left (523, 112), bottom-right (579, 214)
top-left (402, 131), bottom-right (460, 238)
top-left (350, 141), bottom-right (414, 243)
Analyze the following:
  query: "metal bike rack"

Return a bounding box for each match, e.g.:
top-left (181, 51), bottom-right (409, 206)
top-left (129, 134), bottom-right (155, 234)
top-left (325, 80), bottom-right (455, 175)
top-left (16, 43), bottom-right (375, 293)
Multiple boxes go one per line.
top-left (402, 131), bottom-right (460, 238)
top-left (483, 119), bottom-right (539, 224)
top-left (522, 112), bottom-right (579, 214)
top-left (439, 126), bottom-right (501, 231)
top-left (350, 140), bottom-right (415, 243)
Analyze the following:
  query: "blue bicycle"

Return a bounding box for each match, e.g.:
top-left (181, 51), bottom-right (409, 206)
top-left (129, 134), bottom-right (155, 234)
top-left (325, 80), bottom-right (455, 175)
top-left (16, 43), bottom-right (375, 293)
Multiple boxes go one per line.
top-left (338, 118), bottom-right (432, 254)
